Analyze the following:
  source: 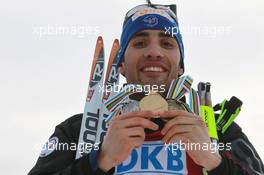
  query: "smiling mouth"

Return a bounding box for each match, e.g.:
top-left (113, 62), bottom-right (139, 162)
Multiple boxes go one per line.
top-left (138, 62), bottom-right (170, 82)
top-left (139, 62), bottom-right (169, 73)
top-left (141, 66), bottom-right (167, 72)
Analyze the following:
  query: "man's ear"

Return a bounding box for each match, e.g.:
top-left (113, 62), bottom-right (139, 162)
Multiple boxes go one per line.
top-left (178, 66), bottom-right (184, 76)
top-left (118, 61), bottom-right (126, 77)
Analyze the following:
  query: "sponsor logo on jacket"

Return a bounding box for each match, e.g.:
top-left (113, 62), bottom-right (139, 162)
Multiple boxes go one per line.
top-left (115, 141), bottom-right (187, 175)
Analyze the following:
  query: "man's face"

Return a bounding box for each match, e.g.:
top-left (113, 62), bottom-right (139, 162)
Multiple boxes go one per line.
top-left (119, 29), bottom-right (183, 88)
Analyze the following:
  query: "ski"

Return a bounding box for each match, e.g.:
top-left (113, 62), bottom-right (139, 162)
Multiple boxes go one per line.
top-left (76, 36), bottom-right (105, 159)
top-left (95, 39), bottom-right (120, 143)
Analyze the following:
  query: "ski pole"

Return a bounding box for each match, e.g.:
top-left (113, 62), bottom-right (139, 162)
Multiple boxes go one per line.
top-left (198, 82), bottom-right (218, 145)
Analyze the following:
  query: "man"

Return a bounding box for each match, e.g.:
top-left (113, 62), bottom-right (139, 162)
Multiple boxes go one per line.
top-left (29, 3), bottom-right (264, 175)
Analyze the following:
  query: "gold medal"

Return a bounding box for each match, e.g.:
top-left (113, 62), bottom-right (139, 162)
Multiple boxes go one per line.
top-left (139, 92), bottom-right (168, 118)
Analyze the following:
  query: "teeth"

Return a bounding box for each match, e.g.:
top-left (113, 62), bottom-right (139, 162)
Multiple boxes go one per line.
top-left (143, 66), bottom-right (164, 72)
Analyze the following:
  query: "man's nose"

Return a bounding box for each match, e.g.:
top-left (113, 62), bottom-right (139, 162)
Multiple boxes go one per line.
top-left (143, 43), bottom-right (164, 60)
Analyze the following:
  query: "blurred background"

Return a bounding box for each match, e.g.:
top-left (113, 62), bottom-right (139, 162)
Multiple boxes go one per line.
top-left (0, 0), bottom-right (263, 174)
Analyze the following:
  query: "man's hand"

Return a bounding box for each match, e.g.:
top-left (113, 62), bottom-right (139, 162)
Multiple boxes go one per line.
top-left (98, 111), bottom-right (159, 172)
top-left (159, 110), bottom-right (222, 171)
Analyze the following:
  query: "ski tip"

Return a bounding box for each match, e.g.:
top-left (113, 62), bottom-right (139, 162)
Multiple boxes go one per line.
top-left (113, 39), bottom-right (119, 45)
top-left (111, 39), bottom-right (119, 49)
top-left (97, 36), bottom-right (103, 44)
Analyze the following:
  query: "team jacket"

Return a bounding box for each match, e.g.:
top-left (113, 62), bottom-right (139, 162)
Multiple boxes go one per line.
top-left (28, 113), bottom-right (264, 175)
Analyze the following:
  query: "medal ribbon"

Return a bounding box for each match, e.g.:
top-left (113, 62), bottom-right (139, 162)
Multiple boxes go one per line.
top-left (166, 75), bottom-right (193, 100)
top-left (189, 88), bottom-right (200, 115)
top-left (104, 84), bottom-right (143, 122)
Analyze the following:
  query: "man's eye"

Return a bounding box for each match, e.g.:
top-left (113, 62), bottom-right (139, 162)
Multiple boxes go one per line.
top-left (162, 41), bottom-right (174, 49)
top-left (133, 40), bottom-right (146, 48)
